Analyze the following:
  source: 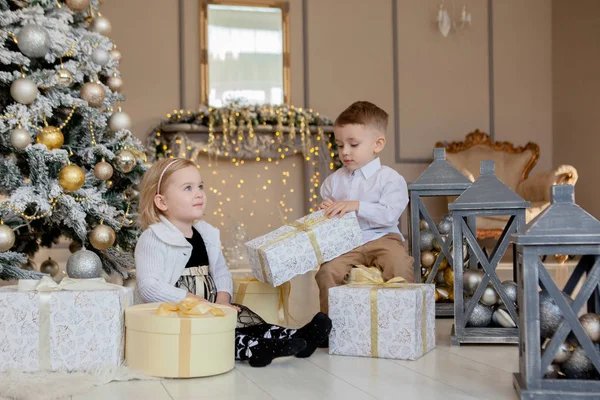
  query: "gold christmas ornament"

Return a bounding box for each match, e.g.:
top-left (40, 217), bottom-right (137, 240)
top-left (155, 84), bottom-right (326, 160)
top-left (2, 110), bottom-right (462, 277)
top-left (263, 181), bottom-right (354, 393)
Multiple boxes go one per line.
top-left (107, 75), bottom-right (123, 92)
top-left (37, 126), bottom-right (64, 150)
top-left (10, 127), bottom-right (31, 149)
top-left (69, 241), bottom-right (82, 253)
top-left (80, 82), bottom-right (105, 107)
top-left (114, 150), bottom-right (135, 173)
top-left (421, 251), bottom-right (435, 268)
top-left (55, 68), bottom-right (73, 87)
top-left (65, 0), bottom-right (90, 12)
top-left (0, 223), bottom-right (16, 251)
top-left (443, 267), bottom-right (454, 287)
top-left (94, 160), bottom-right (113, 181)
top-left (59, 164), bottom-right (85, 192)
top-left (109, 46), bottom-right (122, 62)
top-left (89, 223), bottom-right (116, 250)
top-left (40, 257), bottom-right (60, 277)
top-left (21, 259), bottom-right (37, 271)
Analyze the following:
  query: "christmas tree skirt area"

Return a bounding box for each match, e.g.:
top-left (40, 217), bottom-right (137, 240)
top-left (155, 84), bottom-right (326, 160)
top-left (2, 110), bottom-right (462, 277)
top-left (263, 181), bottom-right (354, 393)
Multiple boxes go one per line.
top-left (0, 365), bottom-right (155, 400)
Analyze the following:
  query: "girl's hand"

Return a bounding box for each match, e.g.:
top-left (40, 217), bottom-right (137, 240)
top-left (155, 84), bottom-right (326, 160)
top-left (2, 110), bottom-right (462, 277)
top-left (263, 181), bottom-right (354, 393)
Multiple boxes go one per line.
top-left (319, 199), bottom-right (333, 210)
top-left (185, 292), bottom-right (208, 301)
top-left (215, 292), bottom-right (241, 312)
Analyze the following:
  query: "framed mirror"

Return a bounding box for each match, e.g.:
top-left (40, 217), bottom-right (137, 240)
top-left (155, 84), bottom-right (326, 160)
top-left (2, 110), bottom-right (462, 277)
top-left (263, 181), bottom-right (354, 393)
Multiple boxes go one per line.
top-left (200, 0), bottom-right (290, 106)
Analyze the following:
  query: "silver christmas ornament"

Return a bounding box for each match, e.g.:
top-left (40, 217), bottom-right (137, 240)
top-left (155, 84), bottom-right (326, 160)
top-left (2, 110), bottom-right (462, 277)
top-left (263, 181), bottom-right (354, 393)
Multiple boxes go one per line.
top-left (544, 364), bottom-right (561, 379)
top-left (17, 24), bottom-right (50, 58)
top-left (107, 75), bottom-right (123, 92)
top-left (89, 15), bottom-right (112, 35)
top-left (438, 214), bottom-right (453, 235)
top-left (547, 342), bottom-right (574, 365)
top-left (66, 249), bottom-right (103, 278)
top-left (11, 77), bottom-right (38, 104)
top-left (562, 346), bottom-right (600, 380)
top-left (114, 150), bottom-right (136, 173)
top-left (539, 290), bottom-right (574, 339)
top-left (108, 110), bottom-right (132, 132)
top-left (81, 82), bottom-right (105, 107)
top-left (420, 229), bottom-right (435, 251)
top-left (492, 305), bottom-right (516, 328)
top-left (0, 223), bottom-right (16, 251)
top-left (40, 257), bottom-right (59, 277)
top-left (55, 68), bottom-right (73, 87)
top-left (495, 280), bottom-right (518, 306)
top-left (481, 286), bottom-right (499, 306)
top-left (10, 127), bottom-right (31, 149)
top-left (467, 302), bottom-right (493, 327)
top-left (463, 268), bottom-right (485, 296)
top-left (579, 313), bottom-right (600, 343)
top-left (91, 48), bottom-right (110, 66)
top-left (421, 251), bottom-right (436, 268)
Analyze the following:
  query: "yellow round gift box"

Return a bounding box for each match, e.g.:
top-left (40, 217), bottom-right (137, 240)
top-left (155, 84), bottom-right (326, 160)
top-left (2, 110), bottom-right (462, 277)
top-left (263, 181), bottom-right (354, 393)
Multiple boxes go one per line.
top-left (233, 278), bottom-right (280, 324)
top-left (125, 303), bottom-right (237, 378)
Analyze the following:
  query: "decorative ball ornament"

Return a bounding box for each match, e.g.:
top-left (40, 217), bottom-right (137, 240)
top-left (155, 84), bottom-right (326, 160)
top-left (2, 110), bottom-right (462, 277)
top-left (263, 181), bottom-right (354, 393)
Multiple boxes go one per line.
top-left (562, 347), bottom-right (600, 380)
top-left (435, 285), bottom-right (451, 301)
top-left (467, 302), bottom-right (493, 327)
top-left (69, 241), bottom-right (82, 253)
top-left (463, 268), bottom-right (485, 296)
top-left (114, 150), bottom-right (136, 173)
top-left (89, 224), bottom-right (116, 250)
top-left (421, 251), bottom-right (435, 268)
top-left (498, 280), bottom-right (518, 305)
top-left (21, 259), bottom-right (37, 271)
top-left (36, 126), bottom-right (64, 150)
top-left (420, 229), bottom-right (435, 251)
top-left (435, 269), bottom-right (446, 285)
top-left (17, 24), bottom-right (50, 58)
top-left (491, 305), bottom-right (516, 328)
top-left (432, 237), bottom-right (442, 251)
top-left (108, 110), bottom-right (132, 132)
top-left (109, 46), bottom-right (122, 62)
top-left (66, 249), bottom-right (103, 278)
top-left (107, 75), bottom-right (123, 92)
top-left (549, 342), bottom-right (574, 365)
top-left (438, 215), bottom-right (453, 235)
top-left (91, 48), bottom-right (110, 66)
top-left (65, 0), bottom-right (90, 11)
top-left (40, 257), bottom-right (59, 277)
top-left (579, 313), bottom-right (600, 343)
top-left (58, 164), bottom-right (85, 192)
top-left (443, 267), bottom-right (454, 287)
top-left (419, 219), bottom-right (429, 230)
top-left (544, 364), bottom-right (561, 379)
top-left (89, 15), bottom-right (112, 35)
top-left (11, 77), bottom-right (38, 104)
top-left (10, 127), bottom-right (31, 149)
top-left (540, 291), bottom-right (574, 339)
top-left (81, 82), bottom-right (105, 107)
top-left (0, 223), bottom-right (16, 251)
top-left (54, 68), bottom-right (73, 87)
top-left (94, 161), bottom-right (113, 181)
top-left (481, 286), bottom-right (499, 306)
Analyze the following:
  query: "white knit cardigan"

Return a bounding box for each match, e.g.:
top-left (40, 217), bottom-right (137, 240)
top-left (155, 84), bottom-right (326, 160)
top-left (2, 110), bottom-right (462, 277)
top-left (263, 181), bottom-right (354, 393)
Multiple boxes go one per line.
top-left (134, 215), bottom-right (233, 304)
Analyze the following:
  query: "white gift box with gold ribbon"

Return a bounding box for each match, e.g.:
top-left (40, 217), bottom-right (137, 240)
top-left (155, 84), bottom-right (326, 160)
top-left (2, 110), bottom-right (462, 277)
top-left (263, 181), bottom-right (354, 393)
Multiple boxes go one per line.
top-left (329, 268), bottom-right (436, 360)
top-left (244, 210), bottom-right (362, 286)
top-left (125, 299), bottom-right (237, 378)
top-left (0, 277), bottom-right (132, 372)
top-left (232, 269), bottom-right (292, 325)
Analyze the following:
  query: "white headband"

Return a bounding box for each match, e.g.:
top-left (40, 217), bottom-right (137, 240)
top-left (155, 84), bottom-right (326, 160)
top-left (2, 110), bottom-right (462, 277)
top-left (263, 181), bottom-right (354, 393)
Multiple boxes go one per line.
top-left (156, 160), bottom-right (178, 195)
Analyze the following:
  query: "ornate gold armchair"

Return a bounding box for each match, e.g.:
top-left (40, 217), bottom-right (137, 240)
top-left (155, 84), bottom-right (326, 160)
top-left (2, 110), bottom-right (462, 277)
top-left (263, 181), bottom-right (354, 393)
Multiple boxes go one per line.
top-left (435, 130), bottom-right (578, 240)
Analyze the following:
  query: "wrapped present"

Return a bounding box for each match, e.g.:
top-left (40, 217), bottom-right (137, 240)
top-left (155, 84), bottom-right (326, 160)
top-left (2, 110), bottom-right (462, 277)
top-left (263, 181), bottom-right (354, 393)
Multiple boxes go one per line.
top-left (125, 298), bottom-right (237, 378)
top-left (232, 269), bottom-right (292, 325)
top-left (329, 268), bottom-right (436, 360)
top-left (0, 277), bottom-right (132, 372)
top-left (245, 210), bottom-right (362, 286)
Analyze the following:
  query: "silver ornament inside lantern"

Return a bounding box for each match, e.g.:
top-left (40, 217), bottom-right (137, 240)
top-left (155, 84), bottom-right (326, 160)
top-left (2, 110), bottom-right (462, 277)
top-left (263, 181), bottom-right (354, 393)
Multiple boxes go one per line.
top-left (17, 24), bottom-right (50, 58)
top-left (467, 302), bottom-right (493, 327)
top-left (11, 77), bottom-right (38, 104)
top-left (66, 248), bottom-right (103, 278)
top-left (497, 280), bottom-right (518, 305)
top-left (462, 268), bottom-right (485, 296)
top-left (419, 229), bottom-right (435, 251)
top-left (539, 290), bottom-right (574, 339)
top-left (480, 286), bottom-right (499, 306)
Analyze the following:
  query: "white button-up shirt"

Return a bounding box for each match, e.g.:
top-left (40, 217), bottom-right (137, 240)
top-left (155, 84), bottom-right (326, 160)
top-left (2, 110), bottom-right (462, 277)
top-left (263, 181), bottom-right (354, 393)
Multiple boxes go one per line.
top-left (320, 157), bottom-right (409, 245)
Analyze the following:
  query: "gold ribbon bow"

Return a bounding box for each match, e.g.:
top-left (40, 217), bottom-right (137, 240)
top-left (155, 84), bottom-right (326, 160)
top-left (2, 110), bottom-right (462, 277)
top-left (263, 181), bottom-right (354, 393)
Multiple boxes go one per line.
top-left (155, 298), bottom-right (227, 377)
top-left (347, 266), bottom-right (428, 358)
top-left (257, 213), bottom-right (327, 282)
top-left (234, 277), bottom-right (294, 324)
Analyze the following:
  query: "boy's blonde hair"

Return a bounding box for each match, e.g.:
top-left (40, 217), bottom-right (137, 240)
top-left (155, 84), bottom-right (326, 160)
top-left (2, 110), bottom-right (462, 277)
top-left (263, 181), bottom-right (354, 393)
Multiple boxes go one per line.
top-left (138, 158), bottom-right (197, 230)
top-left (334, 101), bottom-right (389, 135)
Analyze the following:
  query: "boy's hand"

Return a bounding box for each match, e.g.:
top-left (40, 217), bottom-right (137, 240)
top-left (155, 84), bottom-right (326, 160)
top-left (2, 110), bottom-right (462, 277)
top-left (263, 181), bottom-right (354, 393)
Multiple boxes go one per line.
top-left (324, 201), bottom-right (359, 218)
top-left (319, 199), bottom-right (333, 210)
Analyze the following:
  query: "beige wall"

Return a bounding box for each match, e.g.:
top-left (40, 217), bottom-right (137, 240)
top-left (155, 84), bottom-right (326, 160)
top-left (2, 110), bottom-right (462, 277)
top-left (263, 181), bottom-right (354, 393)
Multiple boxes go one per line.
top-left (101, 0), bottom-right (556, 234)
top-left (552, 0), bottom-right (600, 218)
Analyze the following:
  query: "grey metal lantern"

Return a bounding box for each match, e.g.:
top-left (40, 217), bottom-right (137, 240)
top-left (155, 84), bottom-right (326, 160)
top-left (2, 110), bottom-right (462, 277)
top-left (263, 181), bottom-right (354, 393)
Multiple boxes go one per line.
top-left (408, 148), bottom-right (472, 317)
top-left (450, 160), bottom-right (529, 345)
top-left (512, 185), bottom-right (600, 399)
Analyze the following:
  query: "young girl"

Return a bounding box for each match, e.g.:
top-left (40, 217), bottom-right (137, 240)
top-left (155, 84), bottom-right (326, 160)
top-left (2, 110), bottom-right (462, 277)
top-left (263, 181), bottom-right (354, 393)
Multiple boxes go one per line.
top-left (135, 158), bottom-right (331, 367)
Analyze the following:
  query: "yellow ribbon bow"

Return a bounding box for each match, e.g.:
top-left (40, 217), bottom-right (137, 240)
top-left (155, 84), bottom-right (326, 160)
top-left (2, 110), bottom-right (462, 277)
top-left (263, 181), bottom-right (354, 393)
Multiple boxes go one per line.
top-left (156, 297), bottom-right (226, 318)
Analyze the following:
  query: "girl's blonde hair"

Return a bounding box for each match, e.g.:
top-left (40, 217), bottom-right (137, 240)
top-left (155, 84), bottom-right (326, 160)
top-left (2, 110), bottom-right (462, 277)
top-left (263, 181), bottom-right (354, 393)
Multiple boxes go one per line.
top-left (138, 158), bottom-right (197, 230)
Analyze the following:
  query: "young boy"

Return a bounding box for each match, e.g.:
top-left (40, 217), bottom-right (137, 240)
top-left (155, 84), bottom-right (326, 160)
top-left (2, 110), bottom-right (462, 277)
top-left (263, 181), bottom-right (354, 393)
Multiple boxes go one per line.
top-left (317, 101), bottom-right (414, 314)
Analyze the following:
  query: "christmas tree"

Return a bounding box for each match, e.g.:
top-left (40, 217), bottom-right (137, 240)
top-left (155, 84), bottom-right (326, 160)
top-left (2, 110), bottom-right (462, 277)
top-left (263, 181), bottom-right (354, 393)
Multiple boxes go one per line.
top-left (0, 0), bottom-right (146, 281)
